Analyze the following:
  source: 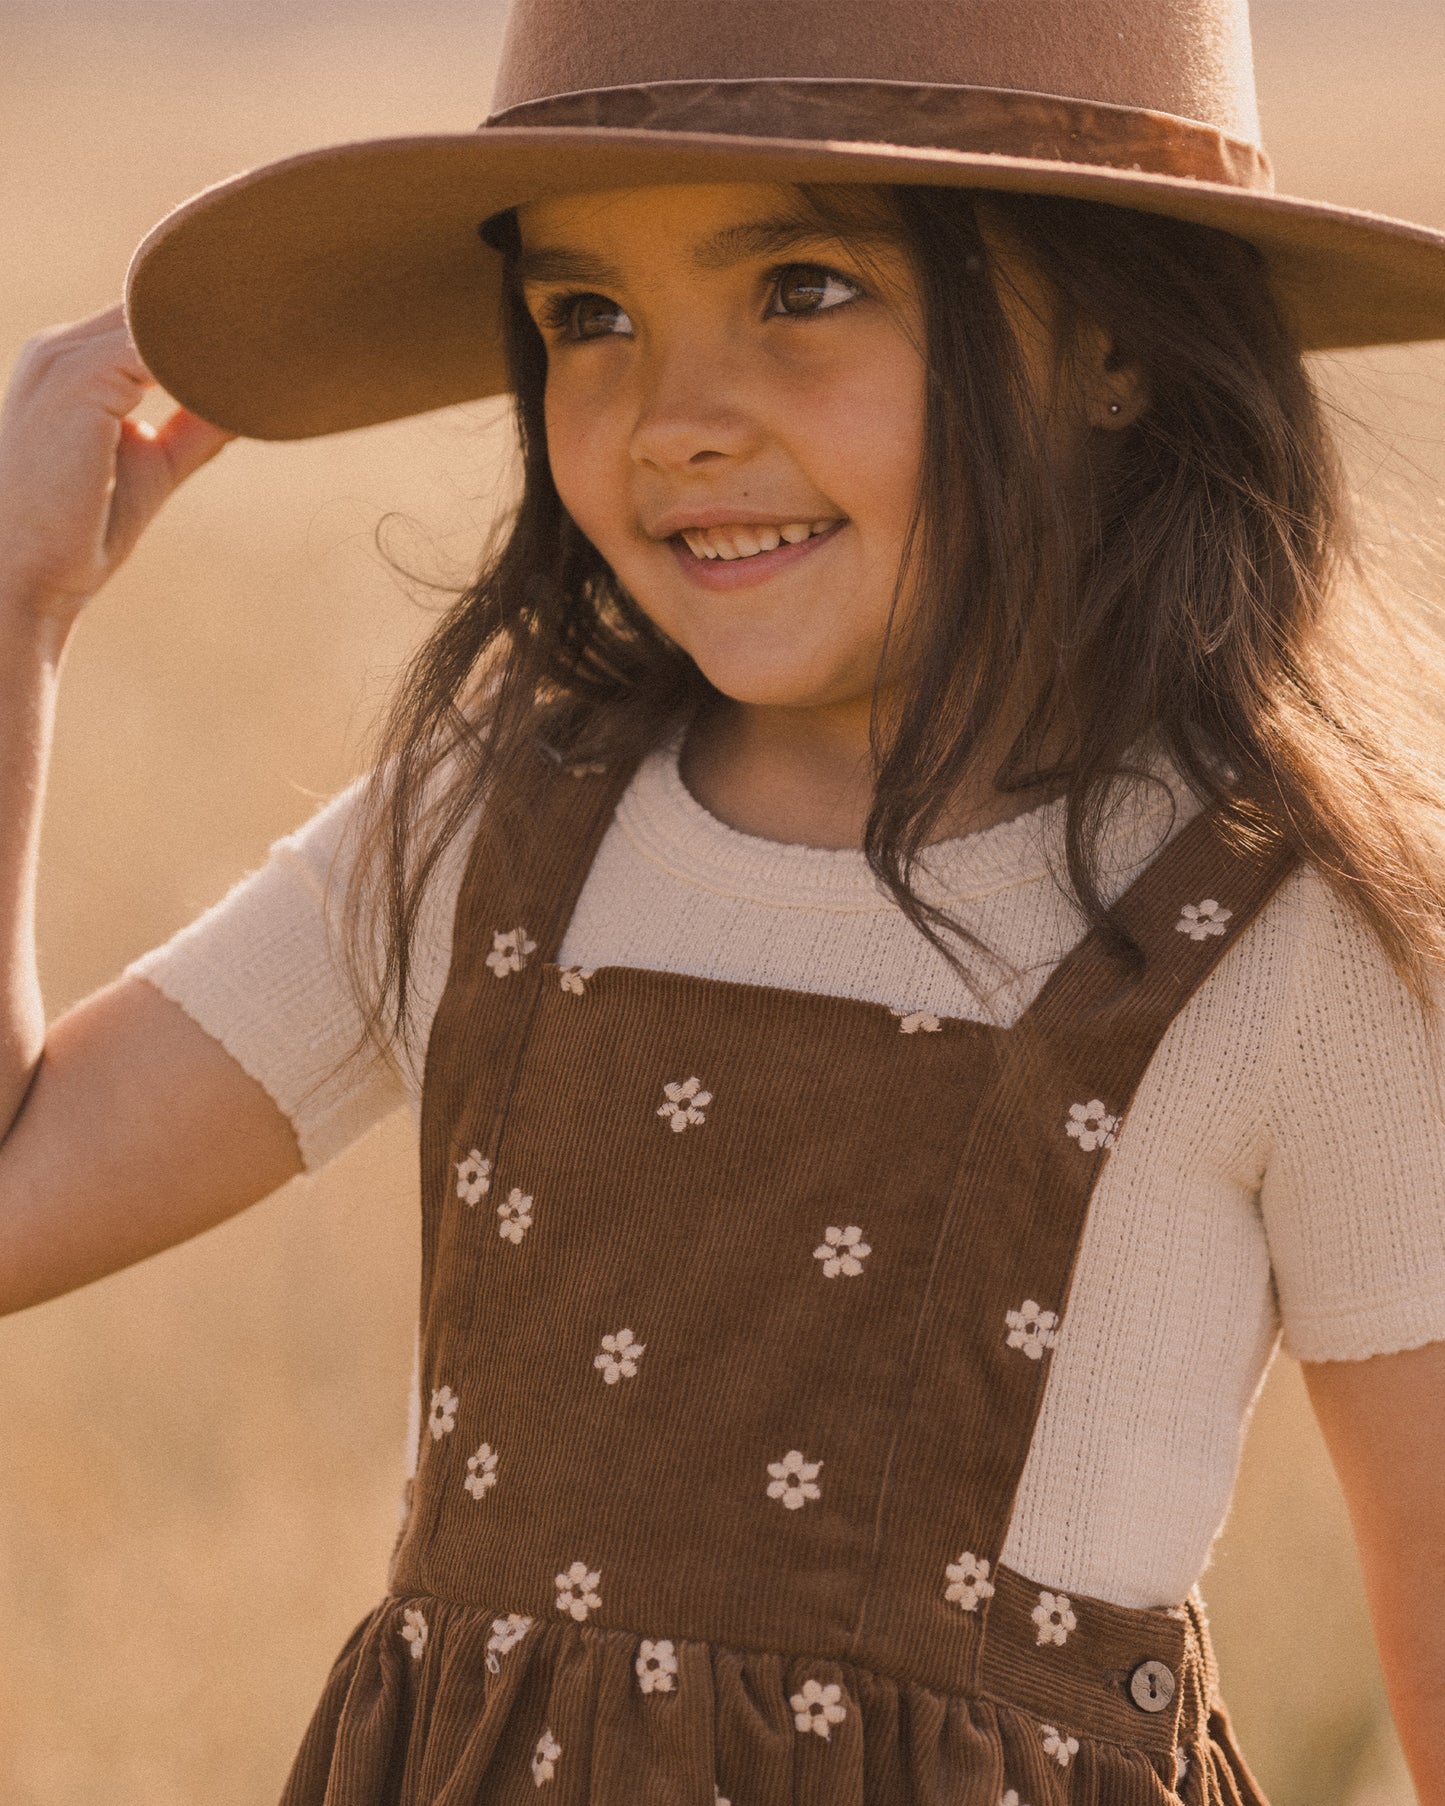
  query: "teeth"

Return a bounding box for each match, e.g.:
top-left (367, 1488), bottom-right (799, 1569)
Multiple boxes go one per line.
top-left (678, 519), bottom-right (838, 561)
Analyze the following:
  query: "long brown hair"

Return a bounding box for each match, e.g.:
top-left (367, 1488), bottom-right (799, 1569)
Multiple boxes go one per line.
top-left (339, 181), bottom-right (1445, 1068)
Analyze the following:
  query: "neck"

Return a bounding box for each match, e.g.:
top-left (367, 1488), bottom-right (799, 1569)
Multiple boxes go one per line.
top-left (677, 691), bottom-right (1059, 851)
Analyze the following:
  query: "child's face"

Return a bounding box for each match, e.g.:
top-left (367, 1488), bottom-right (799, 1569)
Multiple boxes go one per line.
top-left (517, 183), bottom-right (929, 715)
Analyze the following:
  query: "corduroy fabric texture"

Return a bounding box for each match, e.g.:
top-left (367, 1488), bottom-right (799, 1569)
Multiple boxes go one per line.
top-left (280, 750), bottom-right (1293, 1804)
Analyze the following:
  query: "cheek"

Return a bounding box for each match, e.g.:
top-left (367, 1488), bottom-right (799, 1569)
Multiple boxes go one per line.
top-left (542, 373), bottom-right (630, 542)
top-left (797, 345), bottom-right (926, 535)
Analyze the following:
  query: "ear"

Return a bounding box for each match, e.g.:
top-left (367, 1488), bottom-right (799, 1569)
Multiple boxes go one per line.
top-left (1079, 320), bottom-right (1149, 429)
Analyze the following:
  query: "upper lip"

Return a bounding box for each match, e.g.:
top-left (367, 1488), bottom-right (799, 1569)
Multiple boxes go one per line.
top-left (647, 507), bottom-right (840, 540)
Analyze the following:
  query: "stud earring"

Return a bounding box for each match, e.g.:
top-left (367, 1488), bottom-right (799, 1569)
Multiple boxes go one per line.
top-left (1107, 401), bottom-right (1122, 415)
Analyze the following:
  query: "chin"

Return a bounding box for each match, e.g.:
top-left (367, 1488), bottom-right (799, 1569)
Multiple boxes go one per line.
top-left (686, 659), bottom-right (861, 711)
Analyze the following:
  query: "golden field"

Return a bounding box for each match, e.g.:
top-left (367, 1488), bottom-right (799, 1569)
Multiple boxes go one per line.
top-left (1, 3), bottom-right (1443, 1801)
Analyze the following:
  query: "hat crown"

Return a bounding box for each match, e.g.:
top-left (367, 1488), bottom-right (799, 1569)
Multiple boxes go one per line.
top-left (489, 0), bottom-right (1262, 144)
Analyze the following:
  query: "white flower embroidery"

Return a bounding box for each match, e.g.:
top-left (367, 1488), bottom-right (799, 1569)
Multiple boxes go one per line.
top-left (486, 927), bottom-right (537, 979)
top-left (1005, 1301), bottom-right (1060, 1361)
top-left (559, 966), bottom-right (595, 994)
top-left (715, 1793), bottom-right (731, 1806)
top-left (594, 1328), bottom-right (645, 1384)
top-left (497, 1188), bottom-right (534, 1243)
top-left (1176, 898), bottom-right (1232, 941)
top-left (943, 1551), bottom-right (996, 1611)
top-left (658, 1076), bottom-right (712, 1132)
top-left (1001, 1793), bottom-right (1026, 1806)
top-left (455, 1149), bottom-right (492, 1205)
top-left (892, 1008), bottom-right (942, 1034)
top-left (464, 1443), bottom-right (499, 1499)
top-left (532, 1727), bottom-right (561, 1785)
top-left (484, 1611), bottom-right (533, 1673)
top-left (767, 1449), bottom-right (822, 1510)
top-left (635, 1637), bottom-right (678, 1693)
top-left (1041, 1725), bottom-right (1079, 1767)
top-left (1032, 1590), bottom-right (1077, 1646)
top-left (1065, 1099), bottom-right (1119, 1151)
top-left (791, 1678), bottom-right (847, 1739)
top-left (813, 1224), bottom-right (871, 1278)
top-left (564, 761), bottom-right (607, 777)
top-left (555, 1560), bottom-right (602, 1621)
top-left (428, 1385), bottom-right (459, 1439)
top-left (401, 1606), bottom-right (427, 1660)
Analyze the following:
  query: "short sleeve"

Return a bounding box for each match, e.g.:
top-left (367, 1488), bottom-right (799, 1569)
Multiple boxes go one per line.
top-left (125, 774), bottom-right (474, 1172)
top-left (1259, 866), bottom-right (1445, 1362)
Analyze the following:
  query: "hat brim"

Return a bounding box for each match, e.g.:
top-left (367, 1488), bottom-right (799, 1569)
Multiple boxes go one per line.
top-left (125, 125), bottom-right (1445, 440)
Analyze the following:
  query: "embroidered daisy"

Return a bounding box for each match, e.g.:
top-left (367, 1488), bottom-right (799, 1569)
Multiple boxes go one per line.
top-left (1176, 898), bottom-right (1232, 941)
top-left (400, 1606), bottom-right (427, 1660)
top-left (594, 1328), bottom-right (645, 1384)
top-left (658, 1076), bottom-right (711, 1132)
top-left (813, 1224), bottom-right (871, 1277)
top-left (1005, 1301), bottom-right (1060, 1360)
top-left (428, 1385), bottom-right (459, 1439)
top-left (497, 1187), bottom-right (534, 1243)
top-left (555, 1561), bottom-right (602, 1621)
top-left (484, 1612), bottom-right (532, 1673)
top-left (1032, 1590), bottom-right (1077, 1646)
top-left (1065, 1099), bottom-right (1119, 1151)
top-left (791, 1678), bottom-right (847, 1739)
top-left (455, 1149), bottom-right (491, 1205)
top-left (559, 966), bottom-right (595, 994)
top-left (943, 1552), bottom-right (995, 1611)
top-left (892, 1008), bottom-right (942, 1034)
top-left (464, 1443), bottom-right (499, 1499)
top-left (635, 1638), bottom-right (678, 1693)
top-left (532, 1727), bottom-right (561, 1784)
top-left (1041, 1725), bottom-right (1079, 1767)
top-left (485, 926), bottom-right (537, 978)
top-left (767, 1449), bottom-right (822, 1509)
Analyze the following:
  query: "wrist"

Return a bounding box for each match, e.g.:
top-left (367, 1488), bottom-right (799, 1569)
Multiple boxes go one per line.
top-left (0, 589), bottom-right (79, 662)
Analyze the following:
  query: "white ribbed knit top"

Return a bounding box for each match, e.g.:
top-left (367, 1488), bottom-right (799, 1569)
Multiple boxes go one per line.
top-left (127, 738), bottom-right (1445, 1610)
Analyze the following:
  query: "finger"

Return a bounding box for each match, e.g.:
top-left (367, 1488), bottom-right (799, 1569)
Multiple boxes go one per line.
top-left (149, 406), bottom-right (236, 484)
top-left (29, 304), bottom-right (154, 390)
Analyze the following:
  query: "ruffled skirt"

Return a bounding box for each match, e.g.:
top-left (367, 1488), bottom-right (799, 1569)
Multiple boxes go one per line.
top-left (279, 1593), bottom-right (1269, 1806)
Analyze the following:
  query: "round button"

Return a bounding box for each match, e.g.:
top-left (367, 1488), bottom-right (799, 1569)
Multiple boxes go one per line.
top-left (1128, 1659), bottom-right (1176, 1714)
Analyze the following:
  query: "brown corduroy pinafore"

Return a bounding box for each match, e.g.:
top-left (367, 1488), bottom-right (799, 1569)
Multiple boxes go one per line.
top-left (282, 749), bottom-right (1296, 1806)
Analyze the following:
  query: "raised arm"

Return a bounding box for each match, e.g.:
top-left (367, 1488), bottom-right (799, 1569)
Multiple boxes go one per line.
top-left (0, 305), bottom-right (303, 1318)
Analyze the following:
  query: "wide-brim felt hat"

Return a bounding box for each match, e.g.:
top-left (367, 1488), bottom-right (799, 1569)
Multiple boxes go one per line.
top-left (125, 0), bottom-right (1445, 441)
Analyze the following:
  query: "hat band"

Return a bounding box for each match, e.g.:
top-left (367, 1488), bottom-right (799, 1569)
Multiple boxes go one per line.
top-left (484, 77), bottom-right (1274, 193)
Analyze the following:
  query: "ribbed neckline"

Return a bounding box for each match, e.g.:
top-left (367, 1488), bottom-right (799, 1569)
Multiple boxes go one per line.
top-left (614, 732), bottom-right (1189, 914)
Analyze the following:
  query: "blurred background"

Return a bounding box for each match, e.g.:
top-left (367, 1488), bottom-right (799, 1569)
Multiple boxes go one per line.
top-left (0, 0), bottom-right (1442, 1799)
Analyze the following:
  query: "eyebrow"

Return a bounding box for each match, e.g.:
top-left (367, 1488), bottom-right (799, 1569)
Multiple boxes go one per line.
top-left (515, 214), bottom-right (897, 288)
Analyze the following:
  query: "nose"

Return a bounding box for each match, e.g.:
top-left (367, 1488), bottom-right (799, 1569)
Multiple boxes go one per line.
top-left (627, 339), bottom-right (765, 473)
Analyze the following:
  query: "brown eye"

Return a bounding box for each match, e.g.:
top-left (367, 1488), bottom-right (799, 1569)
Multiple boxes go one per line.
top-left (542, 293), bottom-right (632, 339)
top-left (572, 294), bottom-right (630, 338)
top-left (769, 264), bottom-right (861, 317)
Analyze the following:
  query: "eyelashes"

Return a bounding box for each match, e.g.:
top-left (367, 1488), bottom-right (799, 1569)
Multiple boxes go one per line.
top-left (537, 292), bottom-right (630, 337)
top-left (534, 262), bottom-right (866, 342)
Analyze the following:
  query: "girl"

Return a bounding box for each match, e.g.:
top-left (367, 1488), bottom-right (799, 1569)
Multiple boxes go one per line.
top-left (4, 0), bottom-right (1445, 1801)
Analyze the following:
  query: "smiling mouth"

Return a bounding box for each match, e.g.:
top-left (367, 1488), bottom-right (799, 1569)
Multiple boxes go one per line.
top-left (675, 519), bottom-right (841, 561)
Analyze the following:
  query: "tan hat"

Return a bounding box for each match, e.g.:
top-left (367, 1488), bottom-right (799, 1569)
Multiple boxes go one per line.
top-left (125, 0), bottom-right (1445, 440)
